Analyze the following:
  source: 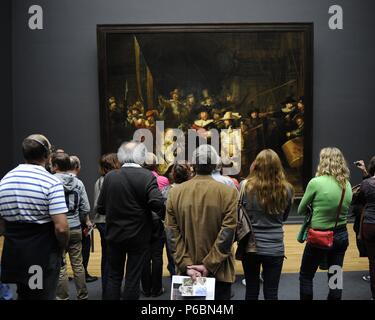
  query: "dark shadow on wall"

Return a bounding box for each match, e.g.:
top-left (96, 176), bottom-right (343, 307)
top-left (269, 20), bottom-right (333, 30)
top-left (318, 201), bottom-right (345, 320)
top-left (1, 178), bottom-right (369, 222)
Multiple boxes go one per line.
top-left (0, 0), bottom-right (13, 178)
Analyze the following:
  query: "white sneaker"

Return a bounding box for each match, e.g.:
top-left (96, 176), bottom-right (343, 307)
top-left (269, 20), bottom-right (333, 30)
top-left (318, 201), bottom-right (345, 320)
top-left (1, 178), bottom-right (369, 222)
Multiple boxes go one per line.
top-left (362, 275), bottom-right (371, 282)
top-left (242, 279), bottom-right (246, 286)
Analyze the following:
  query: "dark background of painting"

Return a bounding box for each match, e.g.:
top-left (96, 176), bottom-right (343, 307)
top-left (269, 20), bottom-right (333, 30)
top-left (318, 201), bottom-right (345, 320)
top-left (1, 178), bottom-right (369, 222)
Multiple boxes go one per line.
top-left (1, 0), bottom-right (375, 217)
top-left (107, 32), bottom-right (305, 106)
top-left (102, 28), bottom-right (309, 193)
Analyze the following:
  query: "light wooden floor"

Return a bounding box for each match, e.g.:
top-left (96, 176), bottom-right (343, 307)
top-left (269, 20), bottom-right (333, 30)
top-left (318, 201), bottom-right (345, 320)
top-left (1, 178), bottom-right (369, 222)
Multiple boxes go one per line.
top-left (0, 224), bottom-right (368, 276)
top-left (76, 224), bottom-right (369, 276)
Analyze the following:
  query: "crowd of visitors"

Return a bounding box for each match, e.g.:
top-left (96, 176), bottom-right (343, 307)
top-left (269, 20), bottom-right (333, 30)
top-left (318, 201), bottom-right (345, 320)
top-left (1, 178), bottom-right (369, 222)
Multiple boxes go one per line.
top-left (0, 134), bottom-right (374, 300)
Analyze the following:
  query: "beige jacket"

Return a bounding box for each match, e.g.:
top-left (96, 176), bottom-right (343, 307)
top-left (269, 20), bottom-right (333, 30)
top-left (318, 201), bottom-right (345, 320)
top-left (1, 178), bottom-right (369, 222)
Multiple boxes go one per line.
top-left (165, 175), bottom-right (238, 283)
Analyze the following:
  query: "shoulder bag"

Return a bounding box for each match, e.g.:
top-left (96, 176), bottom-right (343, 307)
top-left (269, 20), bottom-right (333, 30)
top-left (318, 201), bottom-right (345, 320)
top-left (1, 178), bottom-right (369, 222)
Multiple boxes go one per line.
top-left (306, 187), bottom-right (346, 249)
top-left (235, 180), bottom-right (257, 260)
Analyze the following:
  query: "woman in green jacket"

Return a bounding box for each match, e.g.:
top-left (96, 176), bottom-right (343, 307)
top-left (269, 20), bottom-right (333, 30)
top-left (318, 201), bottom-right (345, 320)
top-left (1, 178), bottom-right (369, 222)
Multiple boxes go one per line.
top-left (298, 147), bottom-right (352, 300)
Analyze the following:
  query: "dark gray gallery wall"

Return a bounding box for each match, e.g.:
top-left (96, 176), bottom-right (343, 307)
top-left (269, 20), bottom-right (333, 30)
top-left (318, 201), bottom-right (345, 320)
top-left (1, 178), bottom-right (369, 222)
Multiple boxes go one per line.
top-left (12, 0), bottom-right (375, 202)
top-left (0, 0), bottom-right (12, 179)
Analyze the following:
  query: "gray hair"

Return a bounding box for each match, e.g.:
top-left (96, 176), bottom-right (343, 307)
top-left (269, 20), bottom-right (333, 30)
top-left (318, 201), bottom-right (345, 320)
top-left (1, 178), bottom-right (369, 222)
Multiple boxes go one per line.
top-left (117, 141), bottom-right (147, 165)
top-left (214, 157), bottom-right (223, 173)
top-left (70, 155), bottom-right (81, 170)
top-left (192, 144), bottom-right (220, 165)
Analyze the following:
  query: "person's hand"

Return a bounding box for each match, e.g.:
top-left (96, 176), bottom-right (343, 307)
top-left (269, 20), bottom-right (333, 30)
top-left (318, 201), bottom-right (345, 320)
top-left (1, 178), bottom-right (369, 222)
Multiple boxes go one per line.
top-left (186, 267), bottom-right (202, 281)
top-left (187, 265), bottom-right (208, 278)
top-left (356, 160), bottom-right (366, 170)
top-left (86, 219), bottom-right (93, 229)
top-left (355, 160), bottom-right (368, 176)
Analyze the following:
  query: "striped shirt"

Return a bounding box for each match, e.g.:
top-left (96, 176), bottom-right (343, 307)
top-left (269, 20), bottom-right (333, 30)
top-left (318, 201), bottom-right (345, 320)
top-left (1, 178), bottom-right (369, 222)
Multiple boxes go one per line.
top-left (0, 164), bottom-right (68, 224)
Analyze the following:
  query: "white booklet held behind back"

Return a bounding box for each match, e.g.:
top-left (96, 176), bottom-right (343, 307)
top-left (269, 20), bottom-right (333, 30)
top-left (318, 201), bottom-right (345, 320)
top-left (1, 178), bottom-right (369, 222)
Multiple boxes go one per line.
top-left (170, 276), bottom-right (216, 300)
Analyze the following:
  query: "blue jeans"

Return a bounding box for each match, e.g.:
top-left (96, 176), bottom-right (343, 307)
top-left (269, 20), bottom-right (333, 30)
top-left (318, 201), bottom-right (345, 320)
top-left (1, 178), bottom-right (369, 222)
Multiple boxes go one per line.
top-left (0, 265), bottom-right (13, 300)
top-left (299, 226), bottom-right (349, 300)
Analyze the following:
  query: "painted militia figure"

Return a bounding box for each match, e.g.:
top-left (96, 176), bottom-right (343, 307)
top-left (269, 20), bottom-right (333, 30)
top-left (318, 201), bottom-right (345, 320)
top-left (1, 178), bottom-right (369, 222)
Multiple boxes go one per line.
top-left (127, 102), bottom-right (146, 129)
top-left (219, 112), bottom-right (242, 174)
top-left (286, 114), bottom-right (304, 139)
top-left (241, 109), bottom-right (265, 176)
top-left (178, 93), bottom-right (197, 129)
top-left (200, 89), bottom-right (217, 111)
top-left (159, 89), bottom-right (184, 128)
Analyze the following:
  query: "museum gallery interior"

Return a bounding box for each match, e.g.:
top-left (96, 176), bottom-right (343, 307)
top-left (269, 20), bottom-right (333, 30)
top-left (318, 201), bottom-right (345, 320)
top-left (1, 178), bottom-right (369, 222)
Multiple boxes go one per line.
top-left (1, 0), bottom-right (375, 303)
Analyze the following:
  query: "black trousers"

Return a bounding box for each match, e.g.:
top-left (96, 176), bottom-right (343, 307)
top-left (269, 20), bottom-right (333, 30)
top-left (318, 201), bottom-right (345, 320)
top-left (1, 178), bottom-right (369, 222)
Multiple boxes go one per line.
top-left (215, 281), bottom-right (232, 300)
top-left (96, 223), bottom-right (108, 298)
top-left (141, 236), bottom-right (164, 295)
top-left (242, 254), bottom-right (284, 300)
top-left (81, 231), bottom-right (91, 273)
top-left (299, 226), bottom-right (349, 300)
top-left (362, 223), bottom-right (375, 299)
top-left (104, 237), bottom-right (148, 300)
top-left (17, 251), bottom-right (61, 300)
top-left (164, 232), bottom-right (176, 276)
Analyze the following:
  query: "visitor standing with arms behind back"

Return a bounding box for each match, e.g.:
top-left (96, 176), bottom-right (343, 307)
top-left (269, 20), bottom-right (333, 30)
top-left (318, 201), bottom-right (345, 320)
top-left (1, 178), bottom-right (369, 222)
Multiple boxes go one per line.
top-left (298, 147), bottom-right (352, 300)
top-left (165, 144), bottom-right (238, 300)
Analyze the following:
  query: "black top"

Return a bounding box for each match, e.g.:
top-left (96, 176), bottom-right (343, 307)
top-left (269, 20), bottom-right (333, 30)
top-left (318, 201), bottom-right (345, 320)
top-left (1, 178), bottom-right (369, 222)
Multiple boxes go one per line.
top-left (97, 166), bottom-right (164, 243)
top-left (1, 221), bottom-right (60, 285)
top-left (359, 176), bottom-right (375, 224)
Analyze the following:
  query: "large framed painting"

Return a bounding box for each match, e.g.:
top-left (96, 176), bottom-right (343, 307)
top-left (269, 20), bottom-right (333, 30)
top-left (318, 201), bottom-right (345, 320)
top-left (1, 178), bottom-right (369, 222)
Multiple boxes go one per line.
top-left (97, 23), bottom-right (313, 195)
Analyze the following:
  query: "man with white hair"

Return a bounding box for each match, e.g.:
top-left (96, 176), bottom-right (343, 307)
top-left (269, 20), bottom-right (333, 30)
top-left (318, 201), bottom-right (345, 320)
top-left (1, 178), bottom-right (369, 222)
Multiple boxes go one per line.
top-left (165, 144), bottom-right (238, 300)
top-left (97, 141), bottom-right (164, 300)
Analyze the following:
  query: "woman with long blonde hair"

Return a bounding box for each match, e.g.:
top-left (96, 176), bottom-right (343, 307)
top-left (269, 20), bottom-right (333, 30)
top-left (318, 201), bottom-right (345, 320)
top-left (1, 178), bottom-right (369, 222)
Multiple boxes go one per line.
top-left (298, 147), bottom-right (352, 300)
top-left (241, 149), bottom-right (294, 300)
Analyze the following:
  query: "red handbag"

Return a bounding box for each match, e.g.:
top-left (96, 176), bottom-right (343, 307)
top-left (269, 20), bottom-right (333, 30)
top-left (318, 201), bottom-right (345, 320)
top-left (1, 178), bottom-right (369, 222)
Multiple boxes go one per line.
top-left (307, 187), bottom-right (346, 249)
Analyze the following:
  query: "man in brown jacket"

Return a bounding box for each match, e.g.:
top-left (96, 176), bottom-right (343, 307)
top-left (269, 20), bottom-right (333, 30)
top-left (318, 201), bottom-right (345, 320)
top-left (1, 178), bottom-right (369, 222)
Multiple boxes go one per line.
top-left (165, 144), bottom-right (238, 300)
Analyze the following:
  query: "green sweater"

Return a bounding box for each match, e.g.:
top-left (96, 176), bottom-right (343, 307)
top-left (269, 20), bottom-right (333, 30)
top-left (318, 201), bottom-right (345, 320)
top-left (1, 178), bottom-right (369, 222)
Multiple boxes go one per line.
top-left (298, 175), bottom-right (352, 230)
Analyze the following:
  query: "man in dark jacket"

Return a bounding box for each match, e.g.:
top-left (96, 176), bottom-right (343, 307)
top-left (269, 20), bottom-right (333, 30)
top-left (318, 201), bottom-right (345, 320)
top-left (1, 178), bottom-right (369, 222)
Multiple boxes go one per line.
top-left (97, 141), bottom-right (164, 300)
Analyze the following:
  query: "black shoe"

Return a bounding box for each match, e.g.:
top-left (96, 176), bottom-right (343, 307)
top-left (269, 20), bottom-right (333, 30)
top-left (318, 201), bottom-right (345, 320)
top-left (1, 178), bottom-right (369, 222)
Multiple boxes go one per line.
top-left (85, 274), bottom-right (98, 283)
top-left (141, 289), bottom-right (151, 297)
top-left (151, 288), bottom-right (165, 297)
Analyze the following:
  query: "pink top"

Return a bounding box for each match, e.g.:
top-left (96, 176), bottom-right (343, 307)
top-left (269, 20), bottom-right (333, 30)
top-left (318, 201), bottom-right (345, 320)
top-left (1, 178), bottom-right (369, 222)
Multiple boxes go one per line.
top-left (230, 177), bottom-right (240, 190)
top-left (152, 171), bottom-right (170, 191)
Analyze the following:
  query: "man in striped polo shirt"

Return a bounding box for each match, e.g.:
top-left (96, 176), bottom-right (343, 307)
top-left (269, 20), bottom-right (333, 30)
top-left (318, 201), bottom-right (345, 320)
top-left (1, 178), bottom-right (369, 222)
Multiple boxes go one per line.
top-left (0, 134), bottom-right (69, 300)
